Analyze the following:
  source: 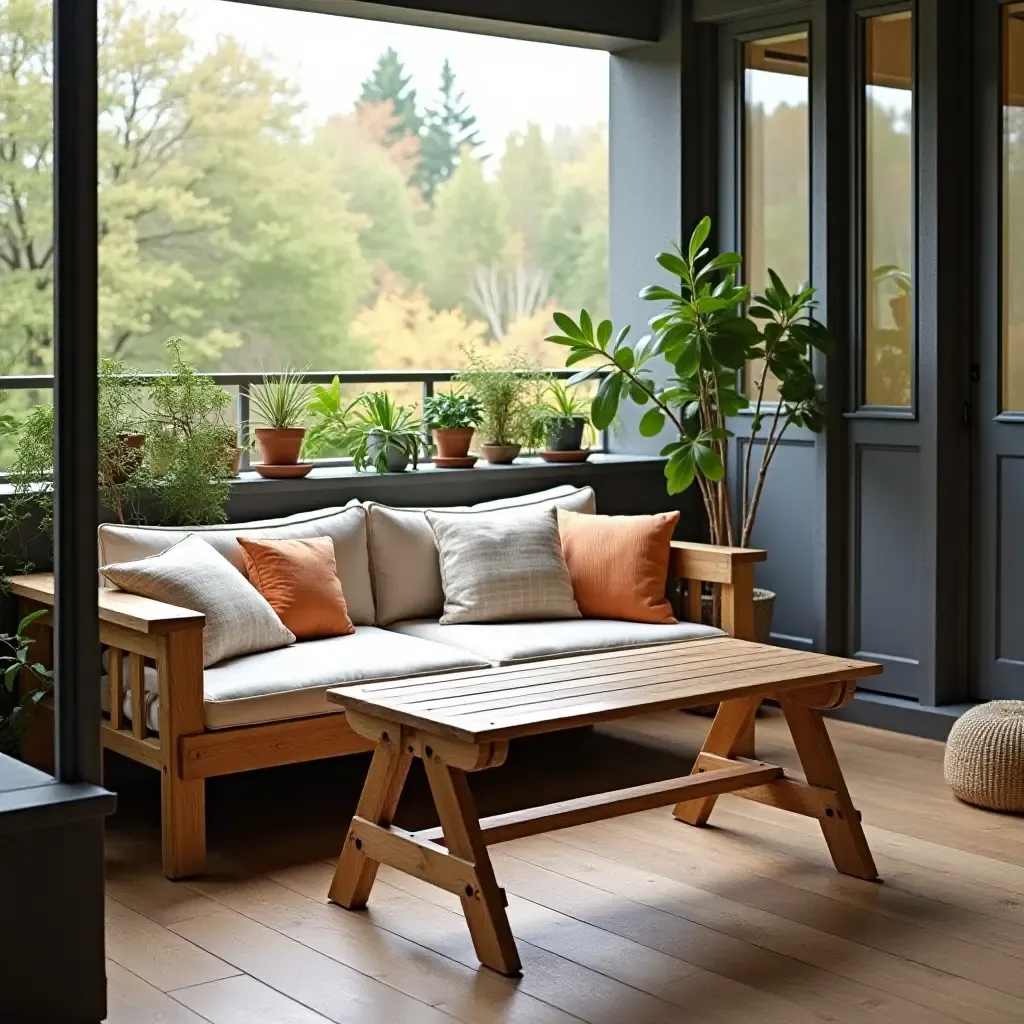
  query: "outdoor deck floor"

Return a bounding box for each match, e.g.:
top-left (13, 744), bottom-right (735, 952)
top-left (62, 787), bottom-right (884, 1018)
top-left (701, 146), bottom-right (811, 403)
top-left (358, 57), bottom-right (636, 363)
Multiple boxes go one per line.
top-left (101, 708), bottom-right (1024, 1024)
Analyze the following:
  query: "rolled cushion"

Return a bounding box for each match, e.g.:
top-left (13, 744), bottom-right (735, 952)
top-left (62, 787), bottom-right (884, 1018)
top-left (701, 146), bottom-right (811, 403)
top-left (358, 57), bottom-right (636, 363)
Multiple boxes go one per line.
top-left (426, 506), bottom-right (581, 625)
top-left (558, 508), bottom-right (679, 624)
top-left (944, 701), bottom-right (1024, 812)
top-left (97, 502), bottom-right (375, 625)
top-left (238, 536), bottom-right (354, 641)
top-left (367, 485), bottom-right (596, 625)
top-left (101, 535), bottom-right (295, 667)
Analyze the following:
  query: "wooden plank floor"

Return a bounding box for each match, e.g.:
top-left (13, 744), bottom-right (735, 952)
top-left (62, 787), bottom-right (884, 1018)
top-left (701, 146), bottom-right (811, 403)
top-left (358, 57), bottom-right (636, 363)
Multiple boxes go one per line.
top-left (102, 709), bottom-right (1024, 1024)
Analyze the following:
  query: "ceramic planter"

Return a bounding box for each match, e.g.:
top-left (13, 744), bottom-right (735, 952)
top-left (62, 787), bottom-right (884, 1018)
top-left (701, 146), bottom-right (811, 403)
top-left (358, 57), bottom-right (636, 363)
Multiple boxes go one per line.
top-left (367, 432), bottom-right (415, 472)
top-left (480, 443), bottom-right (521, 465)
top-left (254, 427), bottom-right (305, 466)
top-left (432, 427), bottom-right (475, 460)
top-left (223, 446), bottom-right (245, 477)
top-left (546, 416), bottom-right (586, 452)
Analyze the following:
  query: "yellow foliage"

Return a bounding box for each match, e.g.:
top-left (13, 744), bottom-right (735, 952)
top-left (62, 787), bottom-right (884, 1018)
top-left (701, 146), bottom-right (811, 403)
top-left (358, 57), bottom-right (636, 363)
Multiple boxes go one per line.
top-left (500, 305), bottom-right (562, 368)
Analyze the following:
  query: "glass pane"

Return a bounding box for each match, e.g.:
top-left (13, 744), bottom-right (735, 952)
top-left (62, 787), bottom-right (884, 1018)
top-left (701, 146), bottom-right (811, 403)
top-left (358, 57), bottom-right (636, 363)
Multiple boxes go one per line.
top-left (1004, 3), bottom-right (1024, 411)
top-left (743, 32), bottom-right (809, 401)
top-left (94, 0), bottom-right (609, 378)
top-left (863, 10), bottom-right (913, 408)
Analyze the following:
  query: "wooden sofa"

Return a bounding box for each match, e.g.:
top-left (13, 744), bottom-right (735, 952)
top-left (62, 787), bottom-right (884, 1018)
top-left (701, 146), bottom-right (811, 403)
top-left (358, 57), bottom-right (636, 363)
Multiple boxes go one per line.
top-left (13, 488), bottom-right (765, 879)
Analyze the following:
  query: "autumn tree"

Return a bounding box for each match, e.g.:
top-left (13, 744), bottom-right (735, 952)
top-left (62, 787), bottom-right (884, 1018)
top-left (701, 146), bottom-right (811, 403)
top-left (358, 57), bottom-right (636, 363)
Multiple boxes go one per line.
top-left (358, 48), bottom-right (422, 145)
top-left (419, 59), bottom-right (481, 204)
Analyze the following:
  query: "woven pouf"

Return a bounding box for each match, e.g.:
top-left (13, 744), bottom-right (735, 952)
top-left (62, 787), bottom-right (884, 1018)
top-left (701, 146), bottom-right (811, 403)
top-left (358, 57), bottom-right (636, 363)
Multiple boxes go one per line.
top-left (944, 701), bottom-right (1024, 812)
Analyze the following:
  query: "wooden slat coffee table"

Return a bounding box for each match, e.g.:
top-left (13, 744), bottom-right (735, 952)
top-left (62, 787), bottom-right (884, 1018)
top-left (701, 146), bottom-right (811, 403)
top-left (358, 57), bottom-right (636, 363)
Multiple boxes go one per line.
top-left (326, 636), bottom-right (882, 976)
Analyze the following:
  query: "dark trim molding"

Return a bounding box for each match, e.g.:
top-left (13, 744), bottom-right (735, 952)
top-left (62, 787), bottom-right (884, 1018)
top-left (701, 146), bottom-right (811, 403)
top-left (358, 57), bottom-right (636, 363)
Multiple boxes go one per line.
top-left (827, 691), bottom-right (970, 741)
top-left (228, 0), bottom-right (662, 49)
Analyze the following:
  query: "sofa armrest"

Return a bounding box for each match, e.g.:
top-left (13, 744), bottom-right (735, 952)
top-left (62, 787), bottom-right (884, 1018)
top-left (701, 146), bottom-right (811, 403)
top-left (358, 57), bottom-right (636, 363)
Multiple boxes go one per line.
top-left (668, 542), bottom-right (766, 641)
top-left (10, 573), bottom-right (206, 635)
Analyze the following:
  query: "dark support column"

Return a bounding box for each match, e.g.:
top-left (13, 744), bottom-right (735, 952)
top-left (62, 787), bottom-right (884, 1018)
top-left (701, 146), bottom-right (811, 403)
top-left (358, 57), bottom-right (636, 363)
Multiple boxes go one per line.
top-left (810, 0), bottom-right (852, 655)
top-left (53, 0), bottom-right (101, 783)
top-left (916, 0), bottom-right (973, 704)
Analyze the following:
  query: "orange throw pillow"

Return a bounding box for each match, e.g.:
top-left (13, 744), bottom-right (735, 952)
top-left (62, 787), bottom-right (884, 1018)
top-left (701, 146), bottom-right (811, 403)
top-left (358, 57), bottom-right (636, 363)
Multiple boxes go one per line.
top-left (237, 536), bottom-right (354, 641)
top-left (557, 509), bottom-right (680, 624)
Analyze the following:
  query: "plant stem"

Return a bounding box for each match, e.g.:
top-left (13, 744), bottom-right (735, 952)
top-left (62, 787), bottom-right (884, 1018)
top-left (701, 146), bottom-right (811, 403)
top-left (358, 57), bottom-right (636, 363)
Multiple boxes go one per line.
top-left (741, 396), bottom-right (785, 547)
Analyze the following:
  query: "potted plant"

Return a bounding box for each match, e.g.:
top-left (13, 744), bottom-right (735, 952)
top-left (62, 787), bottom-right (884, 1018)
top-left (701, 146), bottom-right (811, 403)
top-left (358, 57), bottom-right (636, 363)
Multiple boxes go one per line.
top-left (341, 391), bottom-right (423, 473)
top-left (250, 369), bottom-right (312, 469)
top-left (547, 216), bottom-right (830, 639)
top-left (423, 391), bottom-right (482, 467)
top-left (303, 376), bottom-right (353, 460)
top-left (455, 349), bottom-right (546, 465)
top-left (873, 264), bottom-right (912, 332)
top-left (542, 380), bottom-right (591, 452)
top-left (0, 609), bottom-right (53, 757)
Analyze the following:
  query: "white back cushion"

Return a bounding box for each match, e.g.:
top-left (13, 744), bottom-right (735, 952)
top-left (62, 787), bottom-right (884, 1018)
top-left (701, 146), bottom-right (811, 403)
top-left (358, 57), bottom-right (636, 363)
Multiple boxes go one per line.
top-left (367, 485), bottom-right (596, 625)
top-left (97, 502), bottom-right (376, 625)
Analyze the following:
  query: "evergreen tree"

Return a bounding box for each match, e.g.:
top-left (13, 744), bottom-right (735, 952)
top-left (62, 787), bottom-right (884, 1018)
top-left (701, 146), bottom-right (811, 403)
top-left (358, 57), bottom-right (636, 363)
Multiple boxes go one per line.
top-left (419, 59), bottom-right (481, 204)
top-left (358, 48), bottom-right (422, 143)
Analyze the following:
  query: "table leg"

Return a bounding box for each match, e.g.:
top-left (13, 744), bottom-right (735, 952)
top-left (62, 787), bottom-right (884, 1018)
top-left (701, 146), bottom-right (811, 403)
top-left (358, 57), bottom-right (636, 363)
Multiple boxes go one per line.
top-left (779, 698), bottom-right (878, 881)
top-left (674, 696), bottom-right (762, 827)
top-left (329, 732), bottom-right (412, 909)
top-left (423, 752), bottom-right (521, 976)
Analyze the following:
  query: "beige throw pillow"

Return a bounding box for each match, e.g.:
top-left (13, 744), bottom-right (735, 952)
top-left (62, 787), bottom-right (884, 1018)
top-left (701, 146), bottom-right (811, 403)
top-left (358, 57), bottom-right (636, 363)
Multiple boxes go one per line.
top-left (101, 535), bottom-right (295, 667)
top-left (368, 485), bottom-right (596, 625)
top-left (426, 507), bottom-right (581, 625)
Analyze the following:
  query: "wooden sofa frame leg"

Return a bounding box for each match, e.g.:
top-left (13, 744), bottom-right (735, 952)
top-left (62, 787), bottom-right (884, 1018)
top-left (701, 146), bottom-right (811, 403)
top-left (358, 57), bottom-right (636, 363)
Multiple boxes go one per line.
top-left (159, 628), bottom-right (207, 879)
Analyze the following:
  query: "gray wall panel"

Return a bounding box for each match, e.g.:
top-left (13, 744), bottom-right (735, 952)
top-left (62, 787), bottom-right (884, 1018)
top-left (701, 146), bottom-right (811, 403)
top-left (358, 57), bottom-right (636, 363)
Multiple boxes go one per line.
top-left (854, 444), bottom-right (924, 697)
top-left (997, 455), bottom-right (1024, 666)
top-left (741, 438), bottom-right (816, 648)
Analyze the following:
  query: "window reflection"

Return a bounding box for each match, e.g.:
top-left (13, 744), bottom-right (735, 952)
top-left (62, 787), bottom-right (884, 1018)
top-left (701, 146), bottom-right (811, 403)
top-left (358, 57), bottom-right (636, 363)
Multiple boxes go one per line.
top-left (743, 32), bottom-right (809, 401)
top-left (864, 11), bottom-right (913, 408)
top-left (1003, 3), bottom-right (1024, 411)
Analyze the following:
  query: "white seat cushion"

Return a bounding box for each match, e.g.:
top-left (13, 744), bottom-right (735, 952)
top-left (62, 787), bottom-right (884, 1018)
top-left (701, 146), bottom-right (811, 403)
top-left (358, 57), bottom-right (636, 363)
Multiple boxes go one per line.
top-left (386, 617), bottom-right (725, 665)
top-left (97, 502), bottom-right (376, 625)
top-left (367, 485), bottom-right (597, 626)
top-left (102, 627), bottom-right (490, 731)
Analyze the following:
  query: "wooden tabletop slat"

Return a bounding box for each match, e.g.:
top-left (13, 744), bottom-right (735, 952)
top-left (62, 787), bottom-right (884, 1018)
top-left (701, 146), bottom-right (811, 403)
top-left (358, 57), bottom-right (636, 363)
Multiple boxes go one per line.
top-left (329, 638), bottom-right (881, 744)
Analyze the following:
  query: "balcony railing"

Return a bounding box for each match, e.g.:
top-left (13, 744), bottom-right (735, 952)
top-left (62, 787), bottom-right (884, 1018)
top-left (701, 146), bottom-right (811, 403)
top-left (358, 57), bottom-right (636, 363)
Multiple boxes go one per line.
top-left (0, 368), bottom-right (607, 474)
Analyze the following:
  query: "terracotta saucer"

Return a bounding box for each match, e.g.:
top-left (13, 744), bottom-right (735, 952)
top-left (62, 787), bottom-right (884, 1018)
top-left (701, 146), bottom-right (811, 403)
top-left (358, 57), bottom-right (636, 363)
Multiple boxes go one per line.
top-left (433, 456), bottom-right (478, 469)
top-left (253, 463), bottom-right (314, 479)
top-left (539, 449), bottom-right (591, 463)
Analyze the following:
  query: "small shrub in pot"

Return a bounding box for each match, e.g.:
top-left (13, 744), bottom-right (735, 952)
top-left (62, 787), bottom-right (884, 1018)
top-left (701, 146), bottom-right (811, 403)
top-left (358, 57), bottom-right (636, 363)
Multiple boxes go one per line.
top-left (423, 391), bottom-right (482, 460)
top-left (542, 380), bottom-right (590, 451)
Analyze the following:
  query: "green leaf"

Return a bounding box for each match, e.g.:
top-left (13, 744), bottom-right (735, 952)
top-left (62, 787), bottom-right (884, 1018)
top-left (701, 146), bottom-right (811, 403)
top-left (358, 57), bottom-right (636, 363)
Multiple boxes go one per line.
top-left (767, 268), bottom-right (791, 306)
top-left (591, 374), bottom-right (622, 431)
top-left (660, 440), bottom-right (683, 457)
top-left (638, 408), bottom-right (666, 437)
top-left (614, 325), bottom-right (632, 349)
top-left (640, 285), bottom-right (683, 303)
top-left (552, 311), bottom-right (584, 340)
top-left (688, 217), bottom-right (711, 263)
top-left (630, 382), bottom-right (651, 405)
top-left (666, 450), bottom-right (696, 494)
top-left (614, 347), bottom-right (634, 370)
top-left (579, 309), bottom-right (594, 342)
top-left (566, 365), bottom-right (605, 387)
top-left (565, 348), bottom-right (592, 367)
top-left (697, 251), bottom-right (742, 277)
top-left (544, 334), bottom-right (581, 347)
top-left (694, 443), bottom-right (724, 481)
top-left (4, 663), bottom-right (19, 692)
top-left (17, 608), bottom-right (49, 634)
top-left (747, 305), bottom-right (775, 319)
top-left (673, 337), bottom-right (701, 379)
top-left (597, 319), bottom-right (613, 347)
top-left (656, 251), bottom-right (688, 278)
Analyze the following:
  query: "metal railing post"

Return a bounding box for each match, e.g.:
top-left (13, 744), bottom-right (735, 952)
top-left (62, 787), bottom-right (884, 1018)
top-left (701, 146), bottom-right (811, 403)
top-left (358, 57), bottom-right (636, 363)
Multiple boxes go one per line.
top-left (421, 379), bottom-right (435, 454)
top-left (237, 383), bottom-right (251, 472)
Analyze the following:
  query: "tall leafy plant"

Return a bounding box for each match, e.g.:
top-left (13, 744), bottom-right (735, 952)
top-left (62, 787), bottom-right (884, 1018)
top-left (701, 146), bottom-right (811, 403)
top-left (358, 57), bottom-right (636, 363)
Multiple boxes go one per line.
top-left (548, 217), bottom-right (830, 547)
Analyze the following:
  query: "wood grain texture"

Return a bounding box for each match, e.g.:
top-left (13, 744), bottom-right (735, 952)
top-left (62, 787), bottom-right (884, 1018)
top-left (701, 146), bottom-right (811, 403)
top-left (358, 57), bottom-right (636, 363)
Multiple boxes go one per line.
top-left (328, 638), bottom-right (880, 743)
top-left (11, 573), bottom-right (206, 633)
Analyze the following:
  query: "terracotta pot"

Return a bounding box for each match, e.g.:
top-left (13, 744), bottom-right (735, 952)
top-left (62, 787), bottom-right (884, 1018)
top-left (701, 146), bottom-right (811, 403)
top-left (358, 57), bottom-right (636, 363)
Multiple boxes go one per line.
top-left (480, 443), bottom-right (521, 465)
top-left (254, 427), bottom-right (305, 466)
top-left (432, 427), bottom-right (475, 460)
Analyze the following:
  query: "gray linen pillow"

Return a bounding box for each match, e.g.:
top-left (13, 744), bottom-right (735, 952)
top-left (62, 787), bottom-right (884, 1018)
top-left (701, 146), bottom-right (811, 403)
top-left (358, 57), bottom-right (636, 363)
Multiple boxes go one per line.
top-left (425, 506), bottom-right (581, 625)
top-left (100, 534), bottom-right (295, 667)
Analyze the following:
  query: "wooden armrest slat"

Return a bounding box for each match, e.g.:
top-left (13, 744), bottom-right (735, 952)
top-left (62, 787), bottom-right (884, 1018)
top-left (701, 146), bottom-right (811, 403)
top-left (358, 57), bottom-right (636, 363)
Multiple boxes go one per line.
top-left (11, 574), bottom-right (205, 634)
top-left (108, 648), bottom-right (124, 731)
top-left (669, 541), bottom-right (766, 584)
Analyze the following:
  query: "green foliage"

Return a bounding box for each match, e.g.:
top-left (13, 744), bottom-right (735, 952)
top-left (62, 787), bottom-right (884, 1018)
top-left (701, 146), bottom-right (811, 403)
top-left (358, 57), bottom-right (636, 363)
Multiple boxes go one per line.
top-left (454, 349), bottom-right (547, 446)
top-left (423, 391), bottom-right (483, 431)
top-left (251, 371), bottom-right (313, 430)
top-left (303, 376), bottom-right (354, 459)
top-left (358, 47), bottom-right (423, 143)
top-left (0, 609), bottom-right (53, 756)
top-left (420, 59), bottom-right (482, 204)
top-left (145, 340), bottom-right (235, 526)
top-left (544, 379), bottom-right (590, 422)
top-left (338, 391), bottom-right (422, 473)
top-left (548, 217), bottom-right (830, 546)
